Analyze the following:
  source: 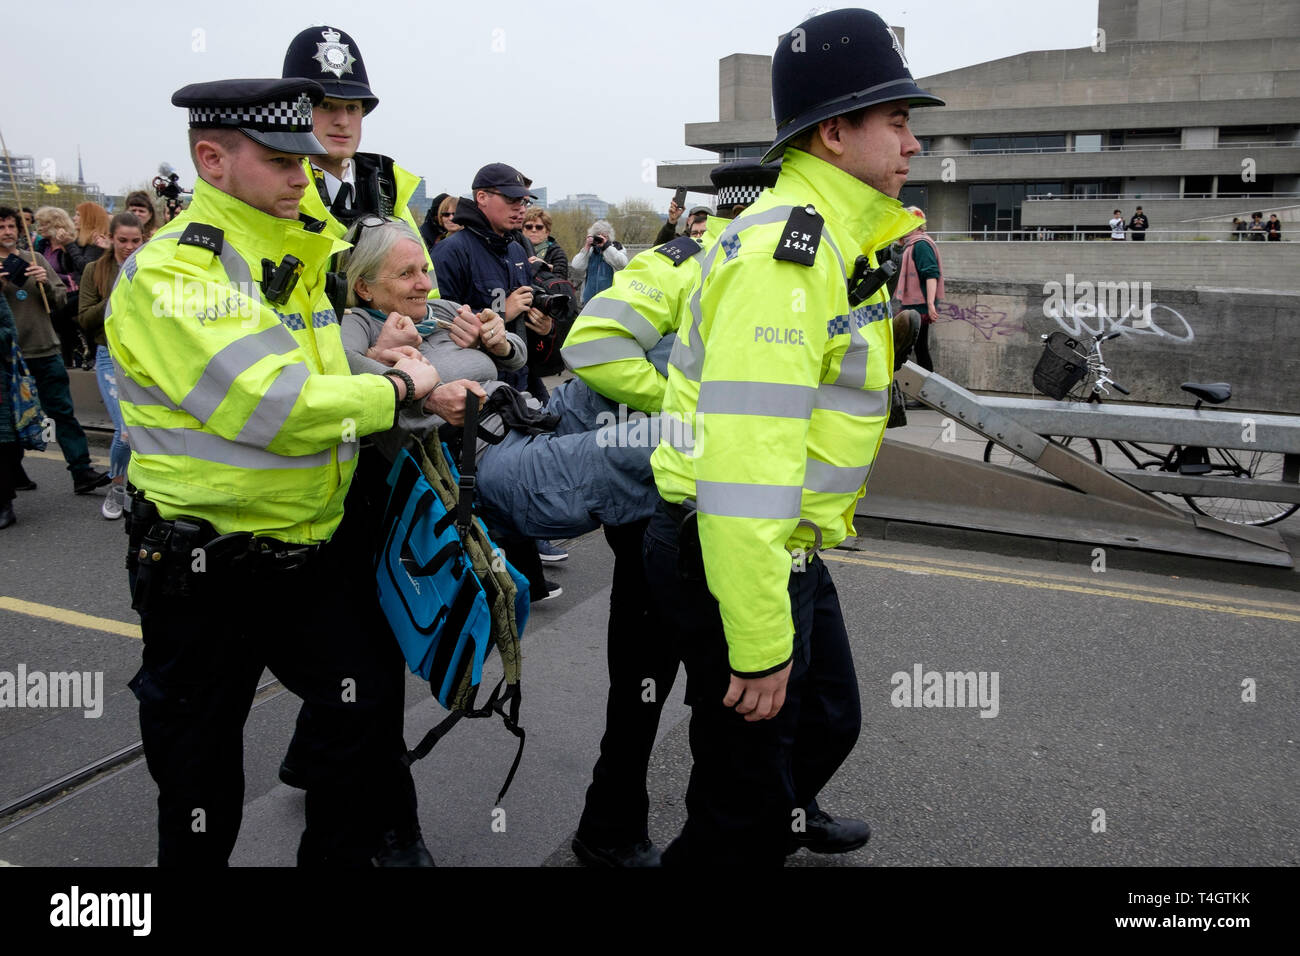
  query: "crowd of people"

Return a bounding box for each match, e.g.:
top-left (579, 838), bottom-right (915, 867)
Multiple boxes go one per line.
top-left (5, 10), bottom-right (943, 869)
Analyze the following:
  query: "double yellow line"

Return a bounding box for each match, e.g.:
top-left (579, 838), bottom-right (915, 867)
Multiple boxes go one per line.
top-left (824, 551), bottom-right (1300, 624)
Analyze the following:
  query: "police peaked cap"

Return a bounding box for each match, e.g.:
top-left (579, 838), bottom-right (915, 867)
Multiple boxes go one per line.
top-left (172, 78), bottom-right (327, 155)
top-left (283, 25), bottom-right (379, 114)
top-left (710, 159), bottom-right (782, 208)
top-left (764, 8), bottom-right (944, 163)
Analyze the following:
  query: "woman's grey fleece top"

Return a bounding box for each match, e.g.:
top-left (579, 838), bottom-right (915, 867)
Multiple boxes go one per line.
top-left (341, 298), bottom-right (528, 459)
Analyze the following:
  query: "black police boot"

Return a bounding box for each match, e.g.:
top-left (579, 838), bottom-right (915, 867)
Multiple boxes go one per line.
top-left (73, 468), bottom-right (111, 494)
top-left (0, 502), bottom-right (14, 530)
top-left (372, 829), bottom-right (436, 867)
top-left (787, 809), bottom-right (871, 855)
top-left (571, 834), bottom-right (662, 868)
top-left (15, 469), bottom-right (36, 491)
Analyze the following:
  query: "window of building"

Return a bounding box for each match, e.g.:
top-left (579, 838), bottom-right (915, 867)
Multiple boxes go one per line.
top-left (1074, 134), bottom-right (1102, 152)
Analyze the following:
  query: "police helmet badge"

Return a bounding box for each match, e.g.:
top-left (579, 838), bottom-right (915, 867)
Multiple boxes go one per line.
top-left (313, 28), bottom-right (356, 78)
top-left (294, 93), bottom-right (313, 121)
top-left (886, 25), bottom-right (908, 70)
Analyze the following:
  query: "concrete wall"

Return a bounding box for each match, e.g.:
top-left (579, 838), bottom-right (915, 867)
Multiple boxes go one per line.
top-left (937, 240), bottom-right (1300, 292)
top-left (926, 279), bottom-right (1300, 414)
top-left (1101, 0), bottom-right (1300, 43)
top-left (908, 145), bottom-right (1300, 182)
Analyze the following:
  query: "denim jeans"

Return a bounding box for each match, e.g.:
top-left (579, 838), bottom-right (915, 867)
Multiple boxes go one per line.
top-left (95, 346), bottom-right (130, 479)
top-left (23, 353), bottom-right (91, 476)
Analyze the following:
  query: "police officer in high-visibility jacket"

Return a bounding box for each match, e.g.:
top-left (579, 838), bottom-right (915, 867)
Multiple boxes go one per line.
top-left (107, 78), bottom-right (442, 866)
top-left (565, 159), bottom-right (780, 868)
top-left (562, 160), bottom-right (780, 416)
top-left (646, 8), bottom-right (945, 866)
top-left (282, 25), bottom-right (438, 298)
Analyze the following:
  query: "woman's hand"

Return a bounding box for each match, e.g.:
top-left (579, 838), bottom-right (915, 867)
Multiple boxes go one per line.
top-left (476, 309), bottom-right (512, 356)
top-left (374, 311), bottom-right (420, 352)
top-left (371, 345), bottom-right (424, 367)
top-left (524, 306), bottom-right (553, 336)
top-left (423, 378), bottom-right (489, 426)
top-left (92, 233), bottom-right (111, 249)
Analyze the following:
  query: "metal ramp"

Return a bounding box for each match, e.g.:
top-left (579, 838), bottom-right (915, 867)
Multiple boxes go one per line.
top-left (857, 363), bottom-right (1295, 567)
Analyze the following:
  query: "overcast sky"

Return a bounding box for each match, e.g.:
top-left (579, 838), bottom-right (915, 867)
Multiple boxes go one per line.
top-left (6, 0), bottom-right (1098, 208)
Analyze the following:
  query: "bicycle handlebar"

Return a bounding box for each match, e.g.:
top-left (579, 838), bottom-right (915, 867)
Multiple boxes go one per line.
top-left (1111, 380), bottom-right (1131, 395)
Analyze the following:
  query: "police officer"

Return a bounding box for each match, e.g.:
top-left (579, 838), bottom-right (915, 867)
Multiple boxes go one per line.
top-left (645, 8), bottom-right (944, 866)
top-left (564, 159), bottom-right (780, 867)
top-left (107, 78), bottom-right (442, 866)
top-left (282, 25), bottom-right (438, 296)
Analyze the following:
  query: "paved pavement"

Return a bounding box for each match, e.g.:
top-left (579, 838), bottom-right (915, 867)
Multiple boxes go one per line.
top-left (1, 429), bottom-right (1297, 867)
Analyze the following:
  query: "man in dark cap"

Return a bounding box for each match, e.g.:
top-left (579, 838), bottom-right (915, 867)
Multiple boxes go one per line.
top-left (106, 77), bottom-right (441, 867)
top-left (431, 163), bottom-right (563, 604)
top-left (646, 9), bottom-right (944, 866)
top-left (282, 25), bottom-right (437, 295)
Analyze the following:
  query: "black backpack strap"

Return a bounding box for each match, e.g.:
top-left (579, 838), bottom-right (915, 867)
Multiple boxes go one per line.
top-left (402, 678), bottom-right (525, 804)
top-left (456, 392), bottom-right (479, 535)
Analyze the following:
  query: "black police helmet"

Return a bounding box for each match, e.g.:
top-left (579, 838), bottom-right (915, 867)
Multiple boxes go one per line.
top-left (283, 25), bottom-right (379, 114)
top-left (764, 9), bottom-right (944, 163)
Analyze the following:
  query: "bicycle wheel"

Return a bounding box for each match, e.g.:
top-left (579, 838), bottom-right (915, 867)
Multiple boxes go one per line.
top-left (983, 436), bottom-right (1103, 476)
top-left (1182, 448), bottom-right (1300, 526)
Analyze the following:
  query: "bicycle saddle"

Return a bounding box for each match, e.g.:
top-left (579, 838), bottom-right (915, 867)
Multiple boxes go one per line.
top-left (1181, 382), bottom-right (1231, 404)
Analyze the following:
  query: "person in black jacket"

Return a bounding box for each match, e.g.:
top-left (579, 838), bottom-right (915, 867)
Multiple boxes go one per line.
top-left (430, 164), bottom-right (561, 603)
top-left (419, 191), bottom-right (450, 254)
top-left (522, 206), bottom-right (568, 278)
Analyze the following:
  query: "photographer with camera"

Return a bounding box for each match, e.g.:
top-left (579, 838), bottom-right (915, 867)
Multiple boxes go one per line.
top-left (570, 219), bottom-right (627, 305)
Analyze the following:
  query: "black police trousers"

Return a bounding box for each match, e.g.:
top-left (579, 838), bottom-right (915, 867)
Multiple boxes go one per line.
top-left (576, 518), bottom-right (682, 847)
top-left (129, 493), bottom-right (416, 866)
top-left (643, 503), bottom-right (862, 867)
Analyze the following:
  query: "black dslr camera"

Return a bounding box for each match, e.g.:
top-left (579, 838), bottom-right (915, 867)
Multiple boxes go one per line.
top-left (530, 286), bottom-right (573, 320)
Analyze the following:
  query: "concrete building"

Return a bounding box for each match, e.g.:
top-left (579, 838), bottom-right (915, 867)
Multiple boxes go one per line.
top-left (658, 1), bottom-right (1300, 239)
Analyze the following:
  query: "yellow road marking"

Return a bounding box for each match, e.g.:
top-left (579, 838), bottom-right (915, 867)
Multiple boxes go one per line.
top-left (840, 547), bottom-right (1300, 612)
top-left (0, 597), bottom-right (141, 639)
top-left (823, 553), bottom-right (1300, 624)
top-left (23, 449), bottom-right (110, 468)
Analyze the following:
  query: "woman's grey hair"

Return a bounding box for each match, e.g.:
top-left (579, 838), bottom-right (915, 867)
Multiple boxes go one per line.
top-left (587, 218), bottom-right (614, 240)
top-left (339, 217), bottom-right (425, 308)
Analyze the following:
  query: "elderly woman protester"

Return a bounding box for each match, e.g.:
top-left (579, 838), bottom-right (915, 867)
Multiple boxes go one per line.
top-left (78, 212), bottom-right (143, 519)
top-left (338, 218), bottom-right (659, 552)
top-left (33, 206), bottom-right (90, 368)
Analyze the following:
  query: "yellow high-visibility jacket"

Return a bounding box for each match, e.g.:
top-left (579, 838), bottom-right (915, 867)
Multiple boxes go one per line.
top-left (299, 154), bottom-right (439, 298)
top-left (106, 178), bottom-right (397, 544)
top-left (562, 218), bottom-right (725, 413)
top-left (651, 148), bottom-right (919, 675)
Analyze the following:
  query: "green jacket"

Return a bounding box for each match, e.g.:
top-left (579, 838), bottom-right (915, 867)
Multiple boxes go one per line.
top-left (106, 178), bottom-right (397, 544)
top-left (651, 148), bottom-right (918, 675)
top-left (563, 218), bottom-right (726, 413)
top-left (298, 155), bottom-right (439, 298)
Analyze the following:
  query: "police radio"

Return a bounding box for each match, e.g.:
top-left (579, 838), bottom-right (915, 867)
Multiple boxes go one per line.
top-left (260, 255), bottom-right (303, 305)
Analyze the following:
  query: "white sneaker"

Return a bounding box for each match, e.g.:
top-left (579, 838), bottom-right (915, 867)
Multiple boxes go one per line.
top-left (101, 484), bottom-right (124, 520)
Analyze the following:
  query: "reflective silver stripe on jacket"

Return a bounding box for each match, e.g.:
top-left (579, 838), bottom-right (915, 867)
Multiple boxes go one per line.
top-left (815, 383), bottom-right (890, 418)
top-left (561, 336), bottom-right (647, 370)
top-left (581, 298), bottom-right (665, 350)
top-left (180, 324), bottom-right (301, 424)
top-left (234, 362), bottom-right (310, 447)
top-left (804, 459), bottom-right (872, 495)
top-left (697, 381), bottom-right (816, 419)
top-left (129, 426), bottom-right (335, 470)
top-left (113, 363), bottom-right (181, 411)
top-left (696, 479), bottom-right (803, 520)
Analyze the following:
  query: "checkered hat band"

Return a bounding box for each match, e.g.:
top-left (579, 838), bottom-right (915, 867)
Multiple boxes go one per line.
top-left (717, 184), bottom-right (763, 207)
top-left (189, 101), bottom-right (312, 132)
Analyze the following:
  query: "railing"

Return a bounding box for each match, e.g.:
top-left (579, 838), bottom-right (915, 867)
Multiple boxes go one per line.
top-left (931, 228), bottom-right (1291, 241)
top-left (930, 140), bottom-right (1297, 157)
top-left (1025, 192), bottom-right (1300, 201)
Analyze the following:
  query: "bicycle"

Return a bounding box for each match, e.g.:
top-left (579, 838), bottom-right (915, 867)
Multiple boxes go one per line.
top-left (982, 330), bottom-right (1299, 527)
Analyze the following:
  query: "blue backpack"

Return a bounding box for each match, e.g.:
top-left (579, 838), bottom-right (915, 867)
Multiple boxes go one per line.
top-left (376, 394), bottom-right (529, 802)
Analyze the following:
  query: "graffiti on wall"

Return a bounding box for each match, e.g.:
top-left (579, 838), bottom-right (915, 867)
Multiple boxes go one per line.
top-left (1042, 275), bottom-right (1195, 343)
top-left (931, 301), bottom-right (1026, 340)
